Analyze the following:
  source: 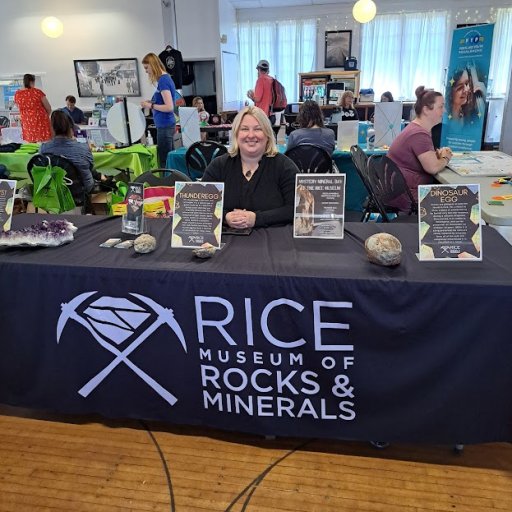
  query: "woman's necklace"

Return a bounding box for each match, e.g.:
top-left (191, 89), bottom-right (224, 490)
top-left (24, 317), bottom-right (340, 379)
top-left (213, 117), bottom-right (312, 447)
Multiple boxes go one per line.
top-left (242, 163), bottom-right (258, 180)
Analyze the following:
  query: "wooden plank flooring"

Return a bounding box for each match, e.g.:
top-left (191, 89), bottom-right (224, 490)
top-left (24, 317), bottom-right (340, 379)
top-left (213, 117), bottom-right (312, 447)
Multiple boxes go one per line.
top-left (0, 405), bottom-right (511, 511)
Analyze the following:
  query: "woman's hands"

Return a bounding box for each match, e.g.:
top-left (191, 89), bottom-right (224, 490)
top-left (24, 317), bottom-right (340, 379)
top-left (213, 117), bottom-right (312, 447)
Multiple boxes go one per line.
top-left (141, 100), bottom-right (152, 110)
top-left (437, 147), bottom-right (453, 163)
top-left (225, 209), bottom-right (256, 229)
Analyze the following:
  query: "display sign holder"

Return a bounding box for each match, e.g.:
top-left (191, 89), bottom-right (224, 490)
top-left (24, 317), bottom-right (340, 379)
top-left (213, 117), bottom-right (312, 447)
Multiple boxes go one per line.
top-left (418, 183), bottom-right (482, 260)
top-left (0, 179), bottom-right (16, 232)
top-left (122, 182), bottom-right (145, 235)
top-left (171, 181), bottom-right (224, 248)
top-left (293, 174), bottom-right (346, 239)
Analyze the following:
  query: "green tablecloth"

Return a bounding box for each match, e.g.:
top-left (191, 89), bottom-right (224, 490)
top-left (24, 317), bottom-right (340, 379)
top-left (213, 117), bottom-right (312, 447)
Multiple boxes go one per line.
top-left (0, 143), bottom-right (157, 180)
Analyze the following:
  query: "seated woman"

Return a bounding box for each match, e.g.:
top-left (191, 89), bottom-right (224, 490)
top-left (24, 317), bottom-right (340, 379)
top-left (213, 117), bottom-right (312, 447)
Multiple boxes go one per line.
top-left (380, 91), bottom-right (394, 102)
top-left (370, 91), bottom-right (394, 122)
top-left (387, 86), bottom-right (453, 210)
top-left (286, 100), bottom-right (335, 155)
top-left (337, 91), bottom-right (359, 121)
top-left (202, 106), bottom-right (299, 229)
top-left (40, 110), bottom-right (98, 193)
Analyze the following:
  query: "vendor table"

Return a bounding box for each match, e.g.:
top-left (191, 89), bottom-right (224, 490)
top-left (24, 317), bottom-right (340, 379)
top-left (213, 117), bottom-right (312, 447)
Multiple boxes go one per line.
top-left (437, 166), bottom-right (512, 244)
top-left (0, 144), bottom-right (157, 180)
top-left (1, 214), bottom-right (511, 444)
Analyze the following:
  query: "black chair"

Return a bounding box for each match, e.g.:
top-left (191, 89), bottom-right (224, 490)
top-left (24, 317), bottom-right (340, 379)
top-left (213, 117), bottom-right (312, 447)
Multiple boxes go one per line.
top-left (27, 153), bottom-right (89, 213)
top-left (284, 114), bottom-right (299, 136)
top-left (134, 169), bottom-right (192, 186)
top-left (367, 155), bottom-right (418, 222)
top-left (185, 141), bottom-right (227, 180)
top-left (285, 144), bottom-right (335, 174)
top-left (350, 144), bottom-right (379, 222)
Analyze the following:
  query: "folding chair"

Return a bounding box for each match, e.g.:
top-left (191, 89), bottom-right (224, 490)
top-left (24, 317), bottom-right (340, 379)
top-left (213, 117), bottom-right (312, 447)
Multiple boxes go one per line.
top-left (185, 141), bottom-right (227, 180)
top-left (367, 155), bottom-right (418, 222)
top-left (285, 144), bottom-right (335, 174)
top-left (27, 153), bottom-right (89, 214)
top-left (134, 169), bottom-right (192, 186)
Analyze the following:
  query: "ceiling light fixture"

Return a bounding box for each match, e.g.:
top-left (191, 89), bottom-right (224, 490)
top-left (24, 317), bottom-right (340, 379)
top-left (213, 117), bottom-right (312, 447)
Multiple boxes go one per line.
top-left (352, 0), bottom-right (377, 24)
top-left (41, 16), bottom-right (64, 38)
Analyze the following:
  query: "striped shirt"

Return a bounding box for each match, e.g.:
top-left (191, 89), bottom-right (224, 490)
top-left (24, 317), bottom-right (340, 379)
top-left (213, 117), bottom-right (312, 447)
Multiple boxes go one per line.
top-left (40, 137), bottom-right (95, 192)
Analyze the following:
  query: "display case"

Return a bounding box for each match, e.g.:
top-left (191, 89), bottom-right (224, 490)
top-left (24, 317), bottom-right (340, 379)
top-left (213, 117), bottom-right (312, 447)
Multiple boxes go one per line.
top-left (299, 71), bottom-right (360, 104)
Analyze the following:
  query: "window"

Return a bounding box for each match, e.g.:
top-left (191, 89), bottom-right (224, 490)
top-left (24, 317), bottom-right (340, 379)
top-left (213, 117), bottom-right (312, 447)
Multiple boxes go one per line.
top-left (489, 8), bottom-right (512, 97)
top-left (238, 19), bottom-right (316, 104)
top-left (361, 11), bottom-right (449, 100)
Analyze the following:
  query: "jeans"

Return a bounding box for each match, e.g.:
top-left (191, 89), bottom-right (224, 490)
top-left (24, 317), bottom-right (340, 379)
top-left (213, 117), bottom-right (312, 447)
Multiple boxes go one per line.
top-left (156, 126), bottom-right (175, 168)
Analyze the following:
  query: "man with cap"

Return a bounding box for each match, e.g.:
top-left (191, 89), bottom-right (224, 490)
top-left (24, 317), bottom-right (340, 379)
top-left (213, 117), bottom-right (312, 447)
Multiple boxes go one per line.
top-left (247, 60), bottom-right (273, 118)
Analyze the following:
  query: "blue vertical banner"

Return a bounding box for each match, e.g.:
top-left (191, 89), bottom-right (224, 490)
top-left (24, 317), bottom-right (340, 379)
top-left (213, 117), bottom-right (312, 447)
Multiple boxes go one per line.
top-left (441, 24), bottom-right (494, 151)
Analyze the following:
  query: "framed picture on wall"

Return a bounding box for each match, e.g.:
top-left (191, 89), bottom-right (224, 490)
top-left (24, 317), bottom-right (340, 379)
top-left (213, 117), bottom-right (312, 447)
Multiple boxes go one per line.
top-left (73, 58), bottom-right (141, 97)
top-left (324, 31), bottom-right (352, 68)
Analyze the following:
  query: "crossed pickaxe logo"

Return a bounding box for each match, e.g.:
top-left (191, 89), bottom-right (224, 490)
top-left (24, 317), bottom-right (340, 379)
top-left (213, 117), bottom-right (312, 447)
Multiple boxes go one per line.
top-left (57, 292), bottom-right (187, 406)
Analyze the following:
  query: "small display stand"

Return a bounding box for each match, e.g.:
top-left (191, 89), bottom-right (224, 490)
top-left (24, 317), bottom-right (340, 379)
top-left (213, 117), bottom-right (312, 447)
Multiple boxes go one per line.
top-left (122, 183), bottom-right (145, 235)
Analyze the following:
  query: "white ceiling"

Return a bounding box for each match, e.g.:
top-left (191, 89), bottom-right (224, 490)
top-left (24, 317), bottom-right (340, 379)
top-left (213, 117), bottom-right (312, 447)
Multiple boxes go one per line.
top-left (230, 0), bottom-right (349, 8)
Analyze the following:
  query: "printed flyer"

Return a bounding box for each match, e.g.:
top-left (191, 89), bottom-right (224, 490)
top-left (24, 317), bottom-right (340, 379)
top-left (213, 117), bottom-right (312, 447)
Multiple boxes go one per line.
top-left (172, 181), bottom-right (224, 248)
top-left (0, 179), bottom-right (17, 232)
top-left (294, 174), bottom-right (346, 239)
top-left (418, 184), bottom-right (482, 260)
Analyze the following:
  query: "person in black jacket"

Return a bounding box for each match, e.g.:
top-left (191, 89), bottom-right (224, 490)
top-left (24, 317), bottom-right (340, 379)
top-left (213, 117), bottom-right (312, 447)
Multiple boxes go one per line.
top-left (202, 106), bottom-right (298, 228)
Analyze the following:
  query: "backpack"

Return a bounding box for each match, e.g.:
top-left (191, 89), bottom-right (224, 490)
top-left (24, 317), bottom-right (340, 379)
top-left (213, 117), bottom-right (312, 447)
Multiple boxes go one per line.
top-left (271, 78), bottom-right (287, 112)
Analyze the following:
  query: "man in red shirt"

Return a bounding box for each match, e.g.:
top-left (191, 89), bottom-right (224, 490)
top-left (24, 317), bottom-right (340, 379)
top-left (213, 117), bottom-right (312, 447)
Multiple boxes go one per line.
top-left (247, 60), bottom-right (273, 117)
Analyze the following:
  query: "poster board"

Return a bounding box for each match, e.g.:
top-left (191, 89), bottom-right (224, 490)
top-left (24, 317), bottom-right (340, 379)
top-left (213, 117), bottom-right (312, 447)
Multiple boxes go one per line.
top-left (337, 120), bottom-right (358, 151)
top-left (178, 107), bottom-right (201, 148)
top-left (418, 184), bottom-right (482, 261)
top-left (171, 181), bottom-right (224, 248)
top-left (293, 174), bottom-right (346, 239)
top-left (374, 101), bottom-right (402, 147)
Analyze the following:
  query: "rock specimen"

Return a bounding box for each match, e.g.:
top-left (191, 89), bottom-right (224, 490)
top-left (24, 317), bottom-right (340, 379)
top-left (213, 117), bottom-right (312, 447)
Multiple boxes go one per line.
top-left (0, 219), bottom-right (77, 247)
top-left (134, 234), bottom-right (157, 253)
top-left (365, 233), bottom-right (402, 266)
top-left (192, 243), bottom-right (216, 259)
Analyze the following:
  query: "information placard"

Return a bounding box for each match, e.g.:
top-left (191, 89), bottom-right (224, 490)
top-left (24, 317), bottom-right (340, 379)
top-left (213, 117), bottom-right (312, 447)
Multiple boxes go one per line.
top-left (0, 179), bottom-right (16, 232)
top-left (418, 184), bottom-right (482, 260)
top-left (293, 174), bottom-right (346, 239)
top-left (171, 181), bottom-right (224, 248)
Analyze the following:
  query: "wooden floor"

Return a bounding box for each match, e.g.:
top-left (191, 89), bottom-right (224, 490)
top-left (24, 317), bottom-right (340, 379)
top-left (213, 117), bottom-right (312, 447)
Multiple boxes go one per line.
top-left (0, 405), bottom-right (511, 512)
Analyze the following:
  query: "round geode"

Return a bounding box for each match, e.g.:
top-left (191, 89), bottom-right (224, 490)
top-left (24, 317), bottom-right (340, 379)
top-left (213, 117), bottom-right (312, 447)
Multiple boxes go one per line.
top-left (134, 234), bottom-right (157, 254)
top-left (365, 233), bottom-right (402, 266)
top-left (192, 243), bottom-right (216, 259)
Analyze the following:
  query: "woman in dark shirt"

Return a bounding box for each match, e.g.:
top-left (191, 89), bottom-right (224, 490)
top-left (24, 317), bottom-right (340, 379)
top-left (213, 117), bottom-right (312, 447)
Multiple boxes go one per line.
top-left (202, 106), bottom-right (298, 228)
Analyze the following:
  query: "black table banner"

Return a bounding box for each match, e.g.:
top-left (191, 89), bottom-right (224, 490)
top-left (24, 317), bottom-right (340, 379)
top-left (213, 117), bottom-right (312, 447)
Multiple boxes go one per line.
top-left (1, 214), bottom-right (511, 444)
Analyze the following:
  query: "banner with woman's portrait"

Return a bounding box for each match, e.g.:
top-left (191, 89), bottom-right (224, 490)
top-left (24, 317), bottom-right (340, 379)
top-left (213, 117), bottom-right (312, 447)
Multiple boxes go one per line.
top-left (440, 24), bottom-right (494, 151)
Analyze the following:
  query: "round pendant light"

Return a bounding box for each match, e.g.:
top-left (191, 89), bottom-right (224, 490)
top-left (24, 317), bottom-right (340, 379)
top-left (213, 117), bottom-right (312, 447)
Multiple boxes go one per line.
top-left (353, 0), bottom-right (377, 24)
top-left (41, 17), bottom-right (64, 38)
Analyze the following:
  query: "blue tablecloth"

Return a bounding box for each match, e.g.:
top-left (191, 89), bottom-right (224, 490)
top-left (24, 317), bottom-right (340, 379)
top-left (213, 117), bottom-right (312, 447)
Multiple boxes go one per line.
top-left (166, 145), bottom-right (386, 212)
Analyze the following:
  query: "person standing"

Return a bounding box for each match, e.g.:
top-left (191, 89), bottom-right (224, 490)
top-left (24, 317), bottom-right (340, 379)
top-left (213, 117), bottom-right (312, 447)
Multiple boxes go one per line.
top-left (247, 60), bottom-right (273, 118)
top-left (140, 53), bottom-right (176, 168)
top-left (14, 74), bottom-right (52, 142)
top-left (61, 95), bottom-right (86, 125)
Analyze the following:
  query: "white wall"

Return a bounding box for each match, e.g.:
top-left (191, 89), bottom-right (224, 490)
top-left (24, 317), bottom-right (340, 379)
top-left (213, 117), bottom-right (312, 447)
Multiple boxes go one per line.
top-left (1, 0), bottom-right (166, 110)
top-left (219, 0), bottom-right (240, 110)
